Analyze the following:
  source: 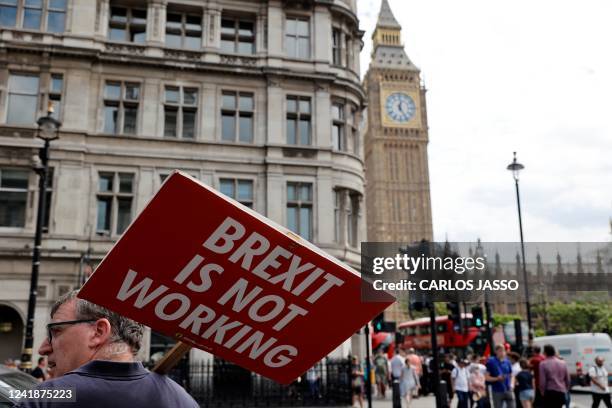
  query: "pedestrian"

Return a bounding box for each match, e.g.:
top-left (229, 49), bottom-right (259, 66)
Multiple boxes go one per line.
top-left (528, 346), bottom-right (545, 408)
top-left (391, 348), bottom-right (406, 404)
top-left (306, 364), bottom-right (320, 400)
top-left (400, 357), bottom-right (420, 407)
top-left (441, 354), bottom-right (456, 404)
top-left (515, 359), bottom-right (534, 408)
top-left (351, 355), bottom-right (364, 408)
top-left (508, 352), bottom-right (521, 403)
top-left (15, 290), bottom-right (199, 408)
top-left (469, 365), bottom-right (487, 408)
top-left (452, 359), bottom-right (471, 408)
top-left (30, 356), bottom-right (48, 382)
top-left (485, 344), bottom-right (516, 408)
top-left (589, 356), bottom-right (611, 408)
top-left (373, 349), bottom-right (389, 398)
top-left (538, 344), bottom-right (570, 408)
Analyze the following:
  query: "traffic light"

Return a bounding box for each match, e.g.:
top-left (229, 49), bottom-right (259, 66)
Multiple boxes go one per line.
top-left (373, 313), bottom-right (384, 333)
top-left (471, 305), bottom-right (484, 327)
top-left (447, 302), bottom-right (462, 332)
top-left (372, 313), bottom-right (397, 333)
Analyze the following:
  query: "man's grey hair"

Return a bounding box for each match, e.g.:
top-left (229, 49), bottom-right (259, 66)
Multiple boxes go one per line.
top-left (51, 290), bottom-right (144, 355)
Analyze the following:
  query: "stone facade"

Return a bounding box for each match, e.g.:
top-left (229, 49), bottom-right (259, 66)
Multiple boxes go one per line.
top-left (363, 0), bottom-right (433, 323)
top-left (0, 0), bottom-right (366, 363)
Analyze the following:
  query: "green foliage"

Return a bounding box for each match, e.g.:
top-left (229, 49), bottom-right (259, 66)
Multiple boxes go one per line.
top-left (492, 314), bottom-right (522, 326)
top-left (538, 299), bottom-right (612, 335)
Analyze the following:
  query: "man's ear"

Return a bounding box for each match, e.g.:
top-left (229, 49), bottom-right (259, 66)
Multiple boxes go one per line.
top-left (90, 318), bottom-right (112, 347)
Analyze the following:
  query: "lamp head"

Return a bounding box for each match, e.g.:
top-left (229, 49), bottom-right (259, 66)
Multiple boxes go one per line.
top-left (36, 102), bottom-right (61, 141)
top-left (506, 151), bottom-right (524, 181)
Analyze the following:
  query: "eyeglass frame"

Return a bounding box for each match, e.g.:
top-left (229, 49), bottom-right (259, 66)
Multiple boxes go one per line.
top-left (46, 319), bottom-right (98, 344)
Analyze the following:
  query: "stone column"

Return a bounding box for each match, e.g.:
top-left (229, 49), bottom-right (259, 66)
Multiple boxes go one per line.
top-left (314, 83), bottom-right (331, 148)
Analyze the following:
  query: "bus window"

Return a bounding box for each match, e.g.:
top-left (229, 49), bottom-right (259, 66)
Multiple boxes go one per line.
top-left (437, 324), bottom-right (447, 333)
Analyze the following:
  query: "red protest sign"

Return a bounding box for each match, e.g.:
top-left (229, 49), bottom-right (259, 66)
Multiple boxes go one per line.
top-left (79, 171), bottom-right (394, 384)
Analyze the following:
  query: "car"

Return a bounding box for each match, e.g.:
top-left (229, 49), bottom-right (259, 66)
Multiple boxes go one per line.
top-left (0, 365), bottom-right (39, 407)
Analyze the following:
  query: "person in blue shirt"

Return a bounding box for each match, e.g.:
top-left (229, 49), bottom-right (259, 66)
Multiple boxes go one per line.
top-left (485, 345), bottom-right (516, 408)
top-left (16, 290), bottom-right (199, 408)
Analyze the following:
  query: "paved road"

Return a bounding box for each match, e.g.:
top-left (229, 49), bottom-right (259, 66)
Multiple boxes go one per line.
top-left (347, 391), bottom-right (595, 407)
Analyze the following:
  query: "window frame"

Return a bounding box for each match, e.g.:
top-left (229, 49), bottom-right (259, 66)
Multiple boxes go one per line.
top-left (0, 0), bottom-right (66, 32)
top-left (220, 90), bottom-right (255, 143)
top-left (286, 181), bottom-right (313, 241)
top-left (163, 85), bottom-right (198, 139)
top-left (286, 95), bottom-right (312, 146)
top-left (285, 16), bottom-right (310, 60)
top-left (331, 27), bottom-right (342, 66)
top-left (218, 177), bottom-right (254, 208)
top-left (0, 167), bottom-right (29, 228)
top-left (165, 9), bottom-right (202, 50)
top-left (102, 80), bottom-right (141, 135)
top-left (108, 5), bottom-right (147, 44)
top-left (95, 171), bottom-right (135, 236)
top-left (220, 14), bottom-right (255, 55)
top-left (332, 101), bottom-right (346, 151)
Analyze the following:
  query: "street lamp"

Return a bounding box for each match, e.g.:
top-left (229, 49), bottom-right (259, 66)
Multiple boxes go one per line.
top-left (506, 152), bottom-right (533, 341)
top-left (20, 105), bottom-right (61, 371)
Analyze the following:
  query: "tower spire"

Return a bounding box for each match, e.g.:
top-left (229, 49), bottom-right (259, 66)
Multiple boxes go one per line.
top-left (376, 0), bottom-right (401, 30)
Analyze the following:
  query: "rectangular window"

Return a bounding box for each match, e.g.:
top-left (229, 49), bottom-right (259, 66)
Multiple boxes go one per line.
top-left (220, 15), bottom-right (255, 54)
top-left (347, 193), bottom-right (359, 247)
top-left (332, 102), bottom-right (345, 151)
top-left (0, 0), bottom-right (65, 31)
top-left (108, 6), bottom-right (147, 43)
top-left (96, 172), bottom-right (134, 236)
top-left (350, 106), bottom-right (359, 154)
top-left (0, 0), bottom-right (18, 27)
top-left (333, 190), bottom-right (340, 243)
top-left (164, 86), bottom-right (197, 139)
top-left (332, 28), bottom-right (341, 65)
top-left (286, 182), bottom-right (312, 241)
top-left (165, 11), bottom-right (201, 49)
top-left (219, 178), bottom-right (253, 208)
top-left (0, 168), bottom-right (28, 227)
top-left (286, 95), bottom-right (311, 146)
top-left (221, 91), bottom-right (254, 142)
top-left (46, 0), bottom-right (66, 32)
top-left (103, 81), bottom-right (140, 135)
top-left (7, 74), bottom-right (39, 125)
top-left (285, 17), bottom-right (309, 59)
top-left (48, 74), bottom-right (62, 120)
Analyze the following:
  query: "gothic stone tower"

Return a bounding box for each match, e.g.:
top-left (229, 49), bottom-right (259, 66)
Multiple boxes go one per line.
top-left (364, 0), bottom-right (433, 244)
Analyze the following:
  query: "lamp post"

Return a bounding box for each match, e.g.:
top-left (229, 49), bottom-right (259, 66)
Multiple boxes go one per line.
top-left (20, 106), bottom-right (61, 371)
top-left (506, 152), bottom-right (533, 341)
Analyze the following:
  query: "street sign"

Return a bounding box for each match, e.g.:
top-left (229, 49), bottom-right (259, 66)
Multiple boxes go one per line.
top-left (79, 171), bottom-right (394, 384)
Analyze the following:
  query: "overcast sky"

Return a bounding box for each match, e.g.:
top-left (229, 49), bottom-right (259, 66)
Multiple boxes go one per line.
top-left (358, 0), bottom-right (612, 243)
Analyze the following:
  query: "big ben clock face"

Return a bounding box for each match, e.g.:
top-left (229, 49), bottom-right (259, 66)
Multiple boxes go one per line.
top-left (385, 92), bottom-right (416, 123)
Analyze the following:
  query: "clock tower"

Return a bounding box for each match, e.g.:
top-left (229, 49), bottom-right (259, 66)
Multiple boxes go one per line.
top-left (364, 0), bottom-right (433, 245)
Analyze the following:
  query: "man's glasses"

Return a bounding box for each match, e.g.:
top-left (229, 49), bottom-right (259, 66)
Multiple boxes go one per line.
top-left (46, 319), bottom-right (97, 343)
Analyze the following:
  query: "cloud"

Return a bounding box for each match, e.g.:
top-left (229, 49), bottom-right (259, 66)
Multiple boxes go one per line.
top-left (359, 0), bottom-right (612, 242)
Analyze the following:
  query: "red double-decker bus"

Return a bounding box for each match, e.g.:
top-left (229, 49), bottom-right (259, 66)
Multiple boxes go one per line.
top-left (398, 314), bottom-right (487, 355)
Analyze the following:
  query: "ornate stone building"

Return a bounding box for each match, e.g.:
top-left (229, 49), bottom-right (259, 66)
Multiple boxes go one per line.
top-left (0, 0), bottom-right (367, 363)
top-left (363, 0), bottom-right (433, 322)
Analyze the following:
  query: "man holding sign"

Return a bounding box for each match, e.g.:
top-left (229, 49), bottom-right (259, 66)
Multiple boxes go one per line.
top-left (16, 291), bottom-right (198, 408)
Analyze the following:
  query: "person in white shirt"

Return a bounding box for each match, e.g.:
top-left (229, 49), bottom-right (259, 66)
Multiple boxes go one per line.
top-left (390, 349), bottom-right (406, 380)
top-left (589, 356), bottom-right (611, 408)
top-left (452, 359), bottom-right (471, 408)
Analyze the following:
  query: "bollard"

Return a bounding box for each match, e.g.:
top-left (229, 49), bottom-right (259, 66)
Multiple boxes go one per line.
top-left (437, 380), bottom-right (449, 408)
top-left (392, 377), bottom-right (401, 408)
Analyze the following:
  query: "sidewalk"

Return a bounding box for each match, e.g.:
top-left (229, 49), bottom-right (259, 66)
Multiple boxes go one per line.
top-left (349, 394), bottom-right (435, 408)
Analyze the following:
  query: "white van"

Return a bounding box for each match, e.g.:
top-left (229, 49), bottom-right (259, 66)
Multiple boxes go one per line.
top-left (534, 333), bottom-right (612, 387)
